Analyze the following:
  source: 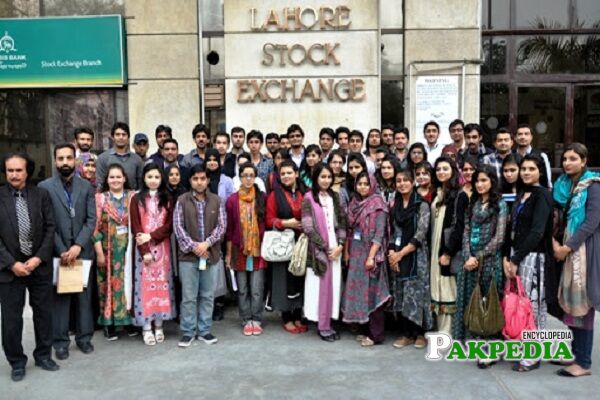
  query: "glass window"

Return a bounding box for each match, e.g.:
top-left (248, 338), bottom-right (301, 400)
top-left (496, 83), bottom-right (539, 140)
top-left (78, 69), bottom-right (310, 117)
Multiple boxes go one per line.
top-left (516, 34), bottom-right (600, 74)
top-left (381, 80), bottom-right (404, 127)
top-left (488, 0), bottom-right (510, 30)
top-left (381, 34), bottom-right (403, 77)
top-left (516, 0), bottom-right (570, 29)
top-left (517, 86), bottom-right (566, 167)
top-left (42, 0), bottom-right (124, 16)
top-left (380, 0), bottom-right (403, 29)
top-left (576, 0), bottom-right (600, 28)
top-left (481, 36), bottom-right (507, 75)
top-left (573, 85), bottom-right (600, 167)
top-left (0, 90), bottom-right (49, 184)
top-left (201, 0), bottom-right (224, 32)
top-left (480, 83), bottom-right (509, 146)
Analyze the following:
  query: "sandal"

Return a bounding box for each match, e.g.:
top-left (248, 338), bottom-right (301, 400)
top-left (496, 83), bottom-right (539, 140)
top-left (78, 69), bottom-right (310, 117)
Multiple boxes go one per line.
top-left (556, 368), bottom-right (592, 377)
top-left (283, 324), bottom-right (299, 334)
top-left (155, 328), bottom-right (165, 343)
top-left (512, 361), bottom-right (540, 372)
top-left (143, 330), bottom-right (156, 346)
top-left (360, 337), bottom-right (375, 347)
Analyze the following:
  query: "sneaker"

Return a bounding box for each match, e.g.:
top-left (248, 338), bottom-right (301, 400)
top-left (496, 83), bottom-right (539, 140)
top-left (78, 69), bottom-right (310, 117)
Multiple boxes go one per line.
top-left (198, 333), bottom-right (218, 345)
top-left (252, 322), bottom-right (263, 336)
top-left (104, 327), bottom-right (118, 341)
top-left (243, 322), bottom-right (254, 336)
top-left (414, 336), bottom-right (427, 349)
top-left (393, 336), bottom-right (415, 349)
top-left (178, 336), bottom-right (194, 348)
top-left (126, 326), bottom-right (140, 337)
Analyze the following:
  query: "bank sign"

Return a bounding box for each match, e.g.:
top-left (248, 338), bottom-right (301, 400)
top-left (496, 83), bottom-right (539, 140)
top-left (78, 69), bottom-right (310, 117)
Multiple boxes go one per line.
top-left (0, 15), bottom-right (126, 88)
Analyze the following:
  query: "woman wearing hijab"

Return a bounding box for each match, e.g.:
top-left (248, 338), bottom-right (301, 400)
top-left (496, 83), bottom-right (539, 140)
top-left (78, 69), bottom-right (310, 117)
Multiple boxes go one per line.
top-left (205, 148), bottom-right (235, 202)
top-left (343, 172), bottom-right (391, 347)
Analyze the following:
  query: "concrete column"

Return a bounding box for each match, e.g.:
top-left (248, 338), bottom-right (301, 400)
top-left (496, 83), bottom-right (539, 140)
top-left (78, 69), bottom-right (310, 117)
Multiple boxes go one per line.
top-left (125, 0), bottom-right (200, 154)
top-left (404, 0), bottom-right (481, 143)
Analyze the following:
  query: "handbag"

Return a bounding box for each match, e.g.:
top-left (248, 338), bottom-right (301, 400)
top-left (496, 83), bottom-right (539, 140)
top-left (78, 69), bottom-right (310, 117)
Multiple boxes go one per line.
top-left (501, 276), bottom-right (537, 340)
top-left (464, 258), bottom-right (504, 337)
top-left (261, 227), bottom-right (295, 262)
top-left (288, 233), bottom-right (308, 277)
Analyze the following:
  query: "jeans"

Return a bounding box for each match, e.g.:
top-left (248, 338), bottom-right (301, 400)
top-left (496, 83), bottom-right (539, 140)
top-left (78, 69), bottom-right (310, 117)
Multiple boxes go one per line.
top-left (236, 270), bottom-right (265, 325)
top-left (571, 326), bottom-right (594, 369)
top-left (179, 260), bottom-right (219, 337)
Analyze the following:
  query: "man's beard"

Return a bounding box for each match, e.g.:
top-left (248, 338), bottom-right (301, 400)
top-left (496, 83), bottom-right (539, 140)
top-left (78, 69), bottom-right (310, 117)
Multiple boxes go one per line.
top-left (78, 144), bottom-right (91, 152)
top-left (59, 166), bottom-right (75, 177)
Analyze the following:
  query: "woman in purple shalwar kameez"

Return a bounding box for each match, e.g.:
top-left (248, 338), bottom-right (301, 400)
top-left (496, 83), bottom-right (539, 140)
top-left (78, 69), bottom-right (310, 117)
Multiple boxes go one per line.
top-left (343, 172), bottom-right (391, 346)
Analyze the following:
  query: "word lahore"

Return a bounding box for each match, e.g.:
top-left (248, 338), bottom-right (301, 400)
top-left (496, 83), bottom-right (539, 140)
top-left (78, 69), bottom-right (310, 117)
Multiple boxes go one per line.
top-left (425, 332), bottom-right (574, 362)
top-left (236, 4), bottom-right (367, 104)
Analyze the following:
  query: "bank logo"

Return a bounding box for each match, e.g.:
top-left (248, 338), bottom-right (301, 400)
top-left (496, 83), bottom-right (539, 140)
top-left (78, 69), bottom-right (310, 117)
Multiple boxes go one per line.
top-left (0, 31), bottom-right (17, 53)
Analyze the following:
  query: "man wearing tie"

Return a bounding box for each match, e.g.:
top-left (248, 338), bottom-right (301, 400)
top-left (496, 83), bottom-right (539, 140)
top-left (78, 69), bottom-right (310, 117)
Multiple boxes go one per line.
top-left (39, 143), bottom-right (96, 360)
top-left (0, 152), bottom-right (57, 382)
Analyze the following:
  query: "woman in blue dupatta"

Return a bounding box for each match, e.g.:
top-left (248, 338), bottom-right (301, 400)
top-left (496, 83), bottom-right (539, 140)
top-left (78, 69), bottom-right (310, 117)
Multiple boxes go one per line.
top-left (553, 143), bottom-right (600, 378)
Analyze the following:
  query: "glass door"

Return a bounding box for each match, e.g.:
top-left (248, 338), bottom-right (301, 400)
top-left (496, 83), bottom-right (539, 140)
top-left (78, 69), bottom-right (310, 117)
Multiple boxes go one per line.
top-left (517, 86), bottom-right (567, 168)
top-left (573, 85), bottom-right (600, 168)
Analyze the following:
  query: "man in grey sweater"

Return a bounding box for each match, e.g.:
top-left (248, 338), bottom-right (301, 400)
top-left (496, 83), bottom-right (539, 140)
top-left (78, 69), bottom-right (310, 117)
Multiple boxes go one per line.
top-left (95, 122), bottom-right (143, 190)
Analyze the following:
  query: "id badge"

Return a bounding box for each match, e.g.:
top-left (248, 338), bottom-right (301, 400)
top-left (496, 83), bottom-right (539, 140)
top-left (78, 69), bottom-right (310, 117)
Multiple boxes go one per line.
top-left (394, 233), bottom-right (402, 248)
top-left (353, 230), bottom-right (362, 241)
top-left (69, 207), bottom-right (76, 218)
top-left (116, 225), bottom-right (128, 236)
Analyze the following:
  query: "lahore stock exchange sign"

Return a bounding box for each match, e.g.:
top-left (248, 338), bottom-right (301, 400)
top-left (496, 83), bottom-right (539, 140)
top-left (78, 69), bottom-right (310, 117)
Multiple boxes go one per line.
top-left (224, 1), bottom-right (380, 141)
top-left (0, 15), bottom-right (126, 88)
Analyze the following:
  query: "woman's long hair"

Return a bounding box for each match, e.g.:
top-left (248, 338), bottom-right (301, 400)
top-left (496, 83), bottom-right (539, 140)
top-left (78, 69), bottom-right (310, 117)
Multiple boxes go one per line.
top-left (310, 163), bottom-right (335, 206)
top-left (299, 144), bottom-right (322, 184)
top-left (345, 152), bottom-right (368, 195)
top-left (375, 154), bottom-right (399, 191)
top-left (469, 164), bottom-right (501, 215)
top-left (500, 153), bottom-right (519, 194)
top-left (432, 155), bottom-right (460, 207)
top-left (136, 162), bottom-right (170, 210)
top-left (516, 153), bottom-right (548, 193)
top-left (407, 142), bottom-right (428, 170)
top-left (238, 162), bottom-right (265, 224)
top-left (101, 163), bottom-right (132, 193)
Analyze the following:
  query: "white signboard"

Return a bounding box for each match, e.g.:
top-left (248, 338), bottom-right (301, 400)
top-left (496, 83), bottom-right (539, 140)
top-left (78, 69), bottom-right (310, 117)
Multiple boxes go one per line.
top-left (224, 0), bottom-right (379, 144)
top-left (414, 75), bottom-right (459, 145)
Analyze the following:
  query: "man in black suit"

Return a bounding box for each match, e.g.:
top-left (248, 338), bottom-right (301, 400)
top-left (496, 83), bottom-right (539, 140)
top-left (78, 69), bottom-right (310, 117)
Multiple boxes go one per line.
top-left (39, 143), bottom-right (96, 360)
top-left (0, 153), bottom-right (58, 382)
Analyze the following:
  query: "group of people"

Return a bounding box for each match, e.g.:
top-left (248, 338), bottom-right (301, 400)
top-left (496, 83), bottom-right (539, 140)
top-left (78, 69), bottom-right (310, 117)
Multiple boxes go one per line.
top-left (0, 119), bottom-right (598, 383)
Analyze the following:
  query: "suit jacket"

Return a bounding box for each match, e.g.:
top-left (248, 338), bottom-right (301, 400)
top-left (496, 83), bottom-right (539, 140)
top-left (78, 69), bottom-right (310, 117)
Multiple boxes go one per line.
top-left (0, 184), bottom-right (55, 283)
top-left (38, 175), bottom-right (96, 260)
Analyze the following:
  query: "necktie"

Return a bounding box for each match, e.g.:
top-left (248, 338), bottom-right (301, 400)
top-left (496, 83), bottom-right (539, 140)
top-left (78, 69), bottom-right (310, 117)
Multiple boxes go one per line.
top-left (15, 191), bottom-right (33, 256)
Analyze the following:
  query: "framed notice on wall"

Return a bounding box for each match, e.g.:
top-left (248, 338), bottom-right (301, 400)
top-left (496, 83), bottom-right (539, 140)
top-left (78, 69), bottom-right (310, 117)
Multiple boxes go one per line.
top-left (0, 15), bottom-right (127, 88)
top-left (414, 75), bottom-right (460, 144)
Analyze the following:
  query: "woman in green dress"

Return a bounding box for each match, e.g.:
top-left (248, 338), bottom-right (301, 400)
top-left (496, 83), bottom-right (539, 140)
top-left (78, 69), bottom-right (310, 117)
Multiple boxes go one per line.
top-left (93, 163), bottom-right (135, 340)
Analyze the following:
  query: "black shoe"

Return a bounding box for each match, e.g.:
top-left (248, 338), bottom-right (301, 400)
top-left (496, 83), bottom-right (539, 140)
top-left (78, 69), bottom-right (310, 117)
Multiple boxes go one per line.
top-left (55, 347), bottom-right (69, 360)
top-left (333, 332), bottom-right (341, 341)
top-left (198, 333), bottom-right (218, 344)
top-left (319, 332), bottom-right (336, 342)
top-left (11, 368), bottom-right (25, 382)
top-left (125, 326), bottom-right (140, 337)
top-left (77, 342), bottom-right (94, 354)
top-left (104, 326), bottom-right (118, 341)
top-left (212, 305), bottom-right (224, 321)
top-left (35, 359), bottom-right (60, 372)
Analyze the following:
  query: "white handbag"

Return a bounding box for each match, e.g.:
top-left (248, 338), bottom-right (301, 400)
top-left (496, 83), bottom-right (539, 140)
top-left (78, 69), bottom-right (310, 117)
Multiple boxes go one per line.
top-left (261, 228), bottom-right (295, 262)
